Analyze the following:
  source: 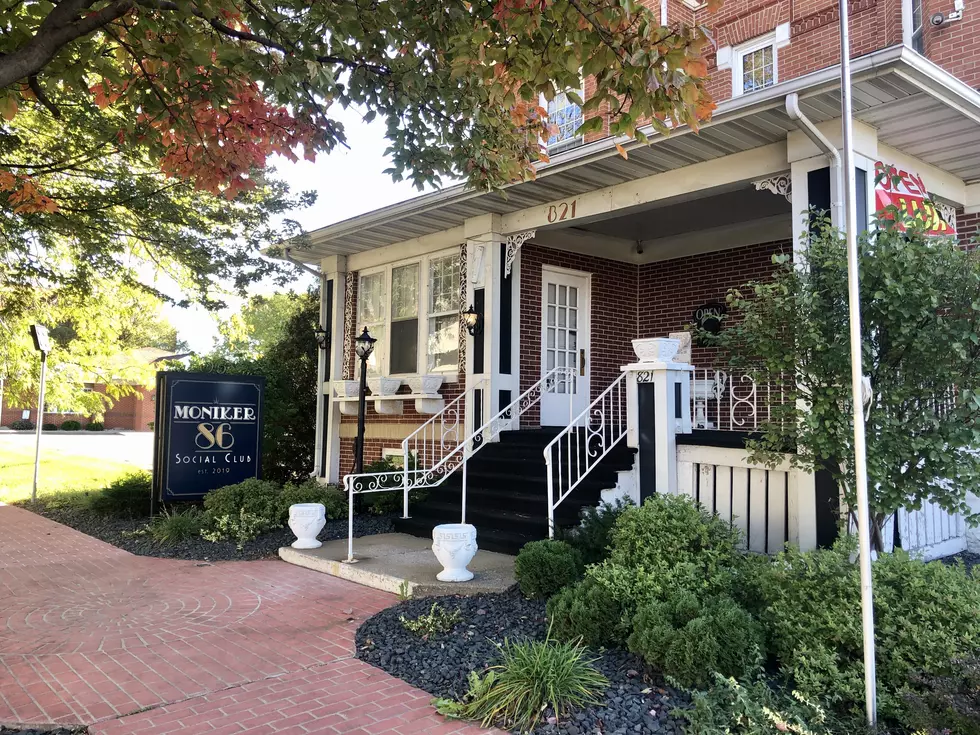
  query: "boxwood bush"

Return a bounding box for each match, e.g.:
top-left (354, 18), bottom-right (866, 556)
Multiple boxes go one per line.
top-left (60, 420), bottom-right (82, 431)
top-left (88, 471), bottom-right (153, 517)
top-left (11, 419), bottom-right (35, 430)
top-left (277, 479), bottom-right (346, 521)
top-left (203, 479), bottom-right (281, 527)
top-left (42, 422), bottom-right (60, 431)
top-left (755, 540), bottom-right (980, 721)
top-left (85, 421), bottom-right (105, 431)
top-left (558, 497), bottom-right (632, 566)
top-left (546, 576), bottom-right (629, 648)
top-left (514, 539), bottom-right (583, 599)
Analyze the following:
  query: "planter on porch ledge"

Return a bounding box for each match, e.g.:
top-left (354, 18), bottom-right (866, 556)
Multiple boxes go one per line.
top-left (368, 376), bottom-right (402, 396)
top-left (406, 374), bottom-right (445, 394)
top-left (333, 380), bottom-right (361, 416)
top-left (632, 337), bottom-right (680, 363)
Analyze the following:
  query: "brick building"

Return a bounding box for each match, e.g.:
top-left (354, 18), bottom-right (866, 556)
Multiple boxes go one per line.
top-left (1, 348), bottom-right (173, 431)
top-left (284, 7), bottom-right (980, 557)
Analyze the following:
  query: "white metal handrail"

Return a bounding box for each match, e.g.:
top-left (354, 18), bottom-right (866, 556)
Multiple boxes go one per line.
top-left (343, 366), bottom-right (576, 561)
top-left (544, 372), bottom-right (627, 537)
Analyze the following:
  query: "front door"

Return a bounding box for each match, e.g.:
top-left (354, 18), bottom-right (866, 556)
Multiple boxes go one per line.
top-left (540, 267), bottom-right (590, 426)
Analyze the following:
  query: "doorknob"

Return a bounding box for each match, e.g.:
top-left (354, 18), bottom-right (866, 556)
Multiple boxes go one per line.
top-left (579, 349), bottom-right (586, 376)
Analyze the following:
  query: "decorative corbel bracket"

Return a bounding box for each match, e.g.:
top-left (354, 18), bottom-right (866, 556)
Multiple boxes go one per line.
top-left (754, 174), bottom-right (792, 202)
top-left (504, 230), bottom-right (536, 277)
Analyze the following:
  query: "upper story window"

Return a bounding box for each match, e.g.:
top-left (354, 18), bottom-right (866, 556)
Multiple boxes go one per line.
top-left (718, 25), bottom-right (790, 99)
top-left (736, 36), bottom-right (776, 95)
top-left (357, 249), bottom-right (461, 377)
top-left (546, 88), bottom-right (584, 153)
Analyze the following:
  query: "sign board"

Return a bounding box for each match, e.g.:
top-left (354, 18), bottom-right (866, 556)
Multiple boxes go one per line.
top-left (692, 303), bottom-right (726, 335)
top-left (29, 324), bottom-right (50, 353)
top-left (874, 161), bottom-right (955, 236)
top-left (153, 372), bottom-right (265, 502)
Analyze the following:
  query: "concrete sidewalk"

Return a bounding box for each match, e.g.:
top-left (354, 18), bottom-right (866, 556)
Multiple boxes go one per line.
top-left (0, 505), bottom-right (497, 734)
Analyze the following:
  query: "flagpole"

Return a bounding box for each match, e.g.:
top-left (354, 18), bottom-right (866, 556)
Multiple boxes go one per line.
top-left (838, 0), bottom-right (878, 726)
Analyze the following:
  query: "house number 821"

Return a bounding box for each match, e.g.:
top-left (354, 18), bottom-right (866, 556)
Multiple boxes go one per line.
top-left (546, 199), bottom-right (578, 223)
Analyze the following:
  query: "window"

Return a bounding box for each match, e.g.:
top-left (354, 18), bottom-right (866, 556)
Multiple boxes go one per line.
top-left (357, 271), bottom-right (385, 375)
top-left (911, 0), bottom-right (924, 53)
top-left (389, 264), bottom-right (419, 375)
top-left (356, 249), bottom-right (460, 377)
top-left (427, 254), bottom-right (460, 372)
top-left (738, 40), bottom-right (775, 95)
top-left (546, 88), bottom-right (584, 152)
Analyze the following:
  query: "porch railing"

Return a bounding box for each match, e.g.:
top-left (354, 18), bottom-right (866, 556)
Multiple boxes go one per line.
top-left (342, 366), bottom-right (576, 561)
top-left (544, 372), bottom-right (627, 537)
top-left (690, 368), bottom-right (786, 432)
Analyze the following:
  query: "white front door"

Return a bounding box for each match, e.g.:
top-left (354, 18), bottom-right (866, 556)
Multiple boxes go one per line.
top-left (540, 267), bottom-right (590, 426)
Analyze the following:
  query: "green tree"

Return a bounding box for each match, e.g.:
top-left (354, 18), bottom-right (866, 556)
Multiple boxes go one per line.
top-left (0, 279), bottom-right (180, 414)
top-left (193, 290), bottom-right (318, 483)
top-left (213, 292), bottom-right (304, 359)
top-left (712, 215), bottom-right (980, 548)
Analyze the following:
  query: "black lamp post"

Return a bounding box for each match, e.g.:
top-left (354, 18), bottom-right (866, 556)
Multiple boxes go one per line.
top-left (353, 327), bottom-right (376, 475)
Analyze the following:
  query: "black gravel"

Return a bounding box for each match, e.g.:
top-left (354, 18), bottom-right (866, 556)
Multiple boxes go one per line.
top-left (24, 504), bottom-right (394, 562)
top-left (355, 588), bottom-right (689, 735)
top-left (0, 727), bottom-right (86, 735)
top-left (940, 550), bottom-right (980, 574)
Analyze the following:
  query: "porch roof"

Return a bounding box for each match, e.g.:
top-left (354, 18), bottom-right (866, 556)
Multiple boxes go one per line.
top-left (287, 46), bottom-right (980, 263)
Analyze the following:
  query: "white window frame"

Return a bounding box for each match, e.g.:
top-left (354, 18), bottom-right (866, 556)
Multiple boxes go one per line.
top-left (541, 83), bottom-right (585, 154)
top-left (356, 247), bottom-right (461, 380)
top-left (717, 24), bottom-right (790, 98)
top-left (904, 0), bottom-right (925, 53)
top-left (733, 34), bottom-right (777, 97)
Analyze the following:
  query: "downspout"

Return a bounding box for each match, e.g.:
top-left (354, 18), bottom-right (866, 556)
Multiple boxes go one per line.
top-left (785, 92), bottom-right (843, 225)
top-left (283, 247), bottom-right (329, 479)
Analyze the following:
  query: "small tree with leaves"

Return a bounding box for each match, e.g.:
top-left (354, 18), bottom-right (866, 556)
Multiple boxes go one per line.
top-left (711, 213), bottom-right (980, 550)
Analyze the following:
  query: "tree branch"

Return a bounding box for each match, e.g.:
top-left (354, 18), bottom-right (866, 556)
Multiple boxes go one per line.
top-left (0, 0), bottom-right (134, 89)
top-left (28, 76), bottom-right (60, 118)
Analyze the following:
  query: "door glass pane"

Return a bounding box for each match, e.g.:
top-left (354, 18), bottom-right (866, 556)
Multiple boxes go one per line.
top-left (548, 283), bottom-right (556, 303)
top-left (558, 286), bottom-right (567, 306)
top-left (547, 351), bottom-right (555, 370)
top-left (557, 331), bottom-right (566, 349)
top-left (569, 287), bottom-right (577, 307)
top-left (558, 308), bottom-right (566, 328)
top-left (569, 331), bottom-right (577, 351)
top-left (570, 309), bottom-right (577, 329)
top-left (547, 328), bottom-right (555, 348)
top-left (547, 306), bottom-right (556, 326)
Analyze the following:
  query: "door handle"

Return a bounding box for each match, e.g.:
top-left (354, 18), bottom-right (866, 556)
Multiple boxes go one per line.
top-left (579, 349), bottom-right (586, 376)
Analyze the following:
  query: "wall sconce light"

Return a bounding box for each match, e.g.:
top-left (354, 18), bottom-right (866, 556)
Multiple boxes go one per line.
top-left (462, 305), bottom-right (483, 337)
top-left (313, 326), bottom-right (330, 350)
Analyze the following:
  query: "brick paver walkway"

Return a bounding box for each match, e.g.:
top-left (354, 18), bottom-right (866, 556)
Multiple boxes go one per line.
top-left (0, 504), bottom-right (492, 734)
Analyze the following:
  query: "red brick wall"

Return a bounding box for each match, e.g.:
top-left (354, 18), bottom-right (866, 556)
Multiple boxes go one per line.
top-left (637, 241), bottom-right (788, 365)
top-left (1, 385), bottom-right (155, 430)
top-left (957, 209), bottom-right (980, 250)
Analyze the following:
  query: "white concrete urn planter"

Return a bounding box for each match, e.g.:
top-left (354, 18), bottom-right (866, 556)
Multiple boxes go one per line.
top-left (288, 503), bottom-right (326, 549)
top-left (333, 380), bottom-right (360, 398)
top-left (367, 376), bottom-right (402, 396)
top-left (632, 337), bottom-right (679, 363)
top-left (431, 523), bottom-right (478, 582)
top-left (407, 374), bottom-right (445, 395)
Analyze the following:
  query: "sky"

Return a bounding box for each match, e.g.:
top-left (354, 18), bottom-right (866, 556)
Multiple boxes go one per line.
top-left (163, 106), bottom-right (430, 354)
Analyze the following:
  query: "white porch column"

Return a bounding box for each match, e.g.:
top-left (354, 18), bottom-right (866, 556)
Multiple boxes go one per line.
top-left (463, 214), bottom-right (519, 436)
top-left (623, 339), bottom-right (693, 498)
top-left (320, 256), bottom-right (348, 484)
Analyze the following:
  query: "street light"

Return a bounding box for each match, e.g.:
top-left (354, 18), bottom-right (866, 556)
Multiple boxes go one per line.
top-left (353, 327), bottom-right (376, 475)
top-left (28, 324), bottom-right (51, 506)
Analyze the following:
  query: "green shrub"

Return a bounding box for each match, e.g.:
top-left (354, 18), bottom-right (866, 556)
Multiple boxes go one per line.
top-left (203, 478), bottom-right (281, 526)
top-left (546, 576), bottom-right (629, 648)
top-left (400, 602), bottom-right (463, 639)
top-left (358, 455), bottom-right (427, 514)
top-left (682, 672), bottom-right (854, 735)
top-left (60, 420), bottom-right (82, 431)
top-left (84, 421), bottom-right (105, 431)
top-left (757, 540), bottom-right (980, 721)
top-left (10, 418), bottom-right (34, 430)
top-left (88, 471), bottom-right (153, 517)
top-left (514, 540), bottom-right (583, 599)
top-left (627, 592), bottom-right (764, 688)
top-left (558, 497), bottom-right (632, 566)
top-left (903, 656), bottom-right (980, 735)
top-left (42, 422), bottom-right (59, 431)
top-left (148, 507), bottom-right (203, 544)
top-left (435, 635), bottom-right (608, 732)
top-left (201, 508), bottom-right (277, 550)
top-left (277, 479), bottom-right (346, 521)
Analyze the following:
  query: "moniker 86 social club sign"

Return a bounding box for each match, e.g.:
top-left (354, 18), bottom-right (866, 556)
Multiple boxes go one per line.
top-left (153, 372), bottom-right (265, 501)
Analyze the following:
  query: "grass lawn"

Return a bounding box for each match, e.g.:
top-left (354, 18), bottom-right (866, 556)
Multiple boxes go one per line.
top-left (0, 443), bottom-right (137, 505)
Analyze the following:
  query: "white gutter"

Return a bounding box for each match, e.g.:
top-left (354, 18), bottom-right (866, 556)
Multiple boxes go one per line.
top-left (785, 92), bottom-right (843, 224)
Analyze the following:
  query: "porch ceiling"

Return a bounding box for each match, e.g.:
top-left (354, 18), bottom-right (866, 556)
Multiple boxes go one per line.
top-left (287, 46), bottom-right (980, 263)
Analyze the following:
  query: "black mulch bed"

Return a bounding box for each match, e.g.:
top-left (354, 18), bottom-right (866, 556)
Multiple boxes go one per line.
top-left (355, 587), bottom-right (689, 735)
top-left (26, 504), bottom-right (394, 562)
top-left (941, 550), bottom-right (980, 573)
top-left (1, 727), bottom-right (86, 735)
